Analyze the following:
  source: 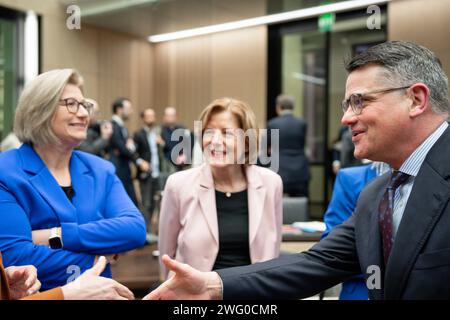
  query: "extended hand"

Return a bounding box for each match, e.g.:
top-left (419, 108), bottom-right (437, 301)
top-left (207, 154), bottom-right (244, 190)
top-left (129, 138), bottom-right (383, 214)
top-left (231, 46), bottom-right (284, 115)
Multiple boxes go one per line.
top-left (5, 265), bottom-right (41, 299)
top-left (142, 255), bottom-right (222, 300)
top-left (62, 256), bottom-right (134, 300)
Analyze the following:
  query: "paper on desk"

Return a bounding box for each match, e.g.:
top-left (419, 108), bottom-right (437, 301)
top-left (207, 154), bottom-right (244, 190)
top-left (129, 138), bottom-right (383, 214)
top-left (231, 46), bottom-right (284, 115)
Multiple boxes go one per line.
top-left (292, 221), bottom-right (326, 233)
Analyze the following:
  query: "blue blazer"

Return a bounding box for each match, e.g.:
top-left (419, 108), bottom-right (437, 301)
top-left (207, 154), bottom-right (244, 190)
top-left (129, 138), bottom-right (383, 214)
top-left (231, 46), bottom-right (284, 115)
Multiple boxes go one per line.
top-left (0, 144), bottom-right (146, 290)
top-left (322, 165), bottom-right (377, 300)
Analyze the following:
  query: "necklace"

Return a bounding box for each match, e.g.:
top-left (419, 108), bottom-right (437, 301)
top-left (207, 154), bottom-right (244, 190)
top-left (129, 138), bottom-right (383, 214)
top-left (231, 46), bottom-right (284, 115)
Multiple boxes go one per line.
top-left (226, 192), bottom-right (231, 198)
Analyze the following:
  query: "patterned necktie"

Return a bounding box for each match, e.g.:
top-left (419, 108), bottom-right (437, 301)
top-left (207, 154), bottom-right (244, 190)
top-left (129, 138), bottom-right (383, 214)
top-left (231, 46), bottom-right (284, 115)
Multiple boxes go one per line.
top-left (378, 170), bottom-right (410, 264)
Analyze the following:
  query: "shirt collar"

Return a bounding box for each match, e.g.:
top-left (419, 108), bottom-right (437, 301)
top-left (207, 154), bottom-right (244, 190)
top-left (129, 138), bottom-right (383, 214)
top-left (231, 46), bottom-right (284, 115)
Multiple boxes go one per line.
top-left (112, 114), bottom-right (124, 127)
top-left (280, 110), bottom-right (293, 116)
top-left (371, 161), bottom-right (391, 176)
top-left (399, 121), bottom-right (448, 177)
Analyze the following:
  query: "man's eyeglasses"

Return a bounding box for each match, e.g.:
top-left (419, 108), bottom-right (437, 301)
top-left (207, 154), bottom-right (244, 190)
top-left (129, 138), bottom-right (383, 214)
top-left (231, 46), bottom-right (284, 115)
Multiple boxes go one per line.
top-left (59, 98), bottom-right (94, 115)
top-left (341, 85), bottom-right (411, 115)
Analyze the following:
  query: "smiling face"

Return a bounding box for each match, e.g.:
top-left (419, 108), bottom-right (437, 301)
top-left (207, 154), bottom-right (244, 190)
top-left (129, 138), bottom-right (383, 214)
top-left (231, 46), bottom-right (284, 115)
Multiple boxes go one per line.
top-left (51, 83), bottom-right (89, 147)
top-left (341, 65), bottom-right (412, 163)
top-left (202, 110), bottom-right (244, 168)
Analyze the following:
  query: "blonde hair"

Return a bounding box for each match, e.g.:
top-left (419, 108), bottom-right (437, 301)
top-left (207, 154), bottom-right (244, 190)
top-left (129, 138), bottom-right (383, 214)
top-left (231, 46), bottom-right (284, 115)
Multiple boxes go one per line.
top-left (199, 97), bottom-right (259, 165)
top-left (14, 69), bottom-right (82, 146)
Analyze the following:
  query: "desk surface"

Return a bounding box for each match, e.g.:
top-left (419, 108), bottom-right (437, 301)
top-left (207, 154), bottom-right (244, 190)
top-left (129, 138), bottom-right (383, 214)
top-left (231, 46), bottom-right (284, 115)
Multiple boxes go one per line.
top-left (282, 231), bottom-right (322, 242)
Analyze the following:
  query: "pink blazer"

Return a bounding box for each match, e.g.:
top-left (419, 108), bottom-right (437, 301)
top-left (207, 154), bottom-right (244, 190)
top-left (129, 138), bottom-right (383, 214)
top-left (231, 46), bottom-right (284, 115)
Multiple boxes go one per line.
top-left (158, 164), bottom-right (283, 279)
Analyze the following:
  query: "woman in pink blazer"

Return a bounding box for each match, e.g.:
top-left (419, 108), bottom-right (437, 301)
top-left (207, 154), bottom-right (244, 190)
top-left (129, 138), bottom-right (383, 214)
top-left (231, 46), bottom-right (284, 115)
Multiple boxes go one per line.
top-left (159, 98), bottom-right (283, 279)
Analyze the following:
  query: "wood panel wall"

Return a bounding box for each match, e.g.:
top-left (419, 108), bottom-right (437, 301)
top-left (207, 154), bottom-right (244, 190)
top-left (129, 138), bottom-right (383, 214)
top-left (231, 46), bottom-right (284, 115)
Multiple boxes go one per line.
top-left (389, 0), bottom-right (450, 93)
top-left (153, 26), bottom-right (267, 130)
top-left (1, 0), bottom-right (154, 133)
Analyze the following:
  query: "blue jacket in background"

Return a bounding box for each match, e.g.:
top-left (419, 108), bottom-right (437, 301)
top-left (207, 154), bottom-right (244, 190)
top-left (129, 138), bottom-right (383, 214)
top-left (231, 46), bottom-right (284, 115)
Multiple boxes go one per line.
top-left (0, 144), bottom-right (146, 290)
top-left (322, 164), bottom-right (377, 300)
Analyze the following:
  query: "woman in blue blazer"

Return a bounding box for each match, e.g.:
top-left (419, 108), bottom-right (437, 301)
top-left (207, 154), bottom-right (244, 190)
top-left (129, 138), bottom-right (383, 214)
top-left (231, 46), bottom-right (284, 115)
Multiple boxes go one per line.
top-left (0, 69), bottom-right (146, 290)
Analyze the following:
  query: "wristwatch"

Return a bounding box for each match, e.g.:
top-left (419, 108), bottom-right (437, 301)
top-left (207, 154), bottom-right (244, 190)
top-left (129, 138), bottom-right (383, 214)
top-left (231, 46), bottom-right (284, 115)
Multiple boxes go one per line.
top-left (49, 227), bottom-right (63, 249)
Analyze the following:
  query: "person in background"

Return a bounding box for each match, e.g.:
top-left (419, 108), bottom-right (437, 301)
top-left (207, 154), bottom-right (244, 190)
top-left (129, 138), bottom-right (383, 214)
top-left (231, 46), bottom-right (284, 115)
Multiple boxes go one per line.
top-left (266, 94), bottom-right (309, 197)
top-left (77, 98), bottom-right (113, 158)
top-left (0, 69), bottom-right (146, 290)
top-left (158, 98), bottom-right (283, 279)
top-left (340, 127), bottom-right (363, 169)
top-left (133, 108), bottom-right (164, 243)
top-left (322, 161), bottom-right (389, 299)
top-left (161, 107), bottom-right (192, 173)
top-left (0, 255), bottom-right (134, 300)
top-left (109, 97), bottom-right (150, 205)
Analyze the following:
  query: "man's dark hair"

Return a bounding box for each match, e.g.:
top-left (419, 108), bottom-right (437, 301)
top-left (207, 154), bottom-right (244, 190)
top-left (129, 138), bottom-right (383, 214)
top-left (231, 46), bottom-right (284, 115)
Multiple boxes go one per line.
top-left (140, 108), bottom-right (154, 119)
top-left (112, 97), bottom-right (130, 114)
top-left (345, 41), bottom-right (449, 115)
top-left (276, 94), bottom-right (295, 110)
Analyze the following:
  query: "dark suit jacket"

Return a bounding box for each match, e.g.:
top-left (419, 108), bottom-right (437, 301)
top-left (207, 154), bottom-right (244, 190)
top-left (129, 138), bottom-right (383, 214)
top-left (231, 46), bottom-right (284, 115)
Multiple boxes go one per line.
top-left (218, 126), bottom-right (450, 300)
top-left (77, 122), bottom-right (109, 157)
top-left (109, 120), bottom-right (138, 182)
top-left (267, 113), bottom-right (309, 185)
top-left (133, 127), bottom-right (163, 181)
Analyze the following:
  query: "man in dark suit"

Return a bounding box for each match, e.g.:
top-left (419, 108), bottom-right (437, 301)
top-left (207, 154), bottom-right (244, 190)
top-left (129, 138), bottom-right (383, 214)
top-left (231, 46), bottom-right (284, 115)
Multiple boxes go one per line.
top-left (133, 108), bottom-right (164, 240)
top-left (109, 97), bottom-right (149, 205)
top-left (266, 95), bottom-right (309, 197)
top-left (161, 107), bottom-right (192, 173)
top-left (77, 99), bottom-right (112, 158)
top-left (145, 41), bottom-right (450, 300)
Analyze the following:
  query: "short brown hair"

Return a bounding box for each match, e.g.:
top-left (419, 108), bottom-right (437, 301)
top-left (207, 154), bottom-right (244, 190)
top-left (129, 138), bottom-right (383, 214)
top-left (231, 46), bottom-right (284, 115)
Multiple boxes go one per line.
top-left (199, 97), bottom-right (259, 165)
top-left (345, 41), bottom-right (449, 115)
top-left (14, 69), bottom-right (82, 146)
top-left (276, 94), bottom-right (295, 110)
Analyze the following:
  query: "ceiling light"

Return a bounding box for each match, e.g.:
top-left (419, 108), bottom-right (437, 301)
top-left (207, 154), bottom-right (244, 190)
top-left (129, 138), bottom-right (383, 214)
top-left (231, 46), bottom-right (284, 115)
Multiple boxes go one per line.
top-left (149, 0), bottom-right (389, 43)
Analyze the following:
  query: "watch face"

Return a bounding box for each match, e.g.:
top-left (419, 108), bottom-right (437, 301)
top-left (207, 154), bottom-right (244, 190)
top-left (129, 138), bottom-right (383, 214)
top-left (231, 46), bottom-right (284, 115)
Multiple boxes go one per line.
top-left (49, 236), bottom-right (63, 249)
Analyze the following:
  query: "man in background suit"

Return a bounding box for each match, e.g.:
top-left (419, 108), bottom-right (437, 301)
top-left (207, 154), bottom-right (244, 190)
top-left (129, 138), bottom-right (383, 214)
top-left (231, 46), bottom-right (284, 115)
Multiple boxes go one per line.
top-left (267, 95), bottom-right (309, 197)
top-left (77, 99), bottom-right (112, 158)
top-left (145, 41), bottom-right (450, 300)
top-left (161, 107), bottom-right (192, 173)
top-left (133, 108), bottom-right (164, 241)
top-left (109, 97), bottom-right (149, 205)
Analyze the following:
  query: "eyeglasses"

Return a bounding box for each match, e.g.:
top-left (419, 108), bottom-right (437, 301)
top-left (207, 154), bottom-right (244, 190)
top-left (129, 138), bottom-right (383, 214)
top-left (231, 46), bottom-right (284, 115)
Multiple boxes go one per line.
top-left (341, 85), bottom-right (411, 115)
top-left (59, 98), bottom-right (94, 115)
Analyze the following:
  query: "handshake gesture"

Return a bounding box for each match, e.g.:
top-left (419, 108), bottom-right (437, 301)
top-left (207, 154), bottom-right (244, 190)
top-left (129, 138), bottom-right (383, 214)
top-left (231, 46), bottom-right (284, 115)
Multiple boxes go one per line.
top-left (143, 255), bottom-right (223, 300)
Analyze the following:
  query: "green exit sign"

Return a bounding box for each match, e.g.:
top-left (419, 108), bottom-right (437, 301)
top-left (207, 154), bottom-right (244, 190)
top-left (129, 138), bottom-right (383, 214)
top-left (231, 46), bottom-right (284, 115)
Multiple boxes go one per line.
top-left (318, 12), bottom-right (335, 32)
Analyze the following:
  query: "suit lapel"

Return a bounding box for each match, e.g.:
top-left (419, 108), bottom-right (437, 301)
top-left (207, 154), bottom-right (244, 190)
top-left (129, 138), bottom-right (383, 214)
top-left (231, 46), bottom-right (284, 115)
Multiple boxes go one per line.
top-left (246, 166), bottom-right (266, 244)
top-left (70, 153), bottom-right (94, 222)
top-left (19, 144), bottom-right (77, 223)
top-left (364, 176), bottom-right (387, 300)
top-left (384, 161), bottom-right (450, 299)
top-left (198, 165), bottom-right (218, 244)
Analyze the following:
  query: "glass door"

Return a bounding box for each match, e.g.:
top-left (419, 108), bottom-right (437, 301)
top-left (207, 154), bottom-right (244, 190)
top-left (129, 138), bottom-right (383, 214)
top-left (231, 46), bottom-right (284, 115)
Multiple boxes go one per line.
top-left (281, 30), bottom-right (328, 218)
top-left (268, 7), bottom-right (387, 219)
top-left (0, 13), bottom-right (19, 142)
